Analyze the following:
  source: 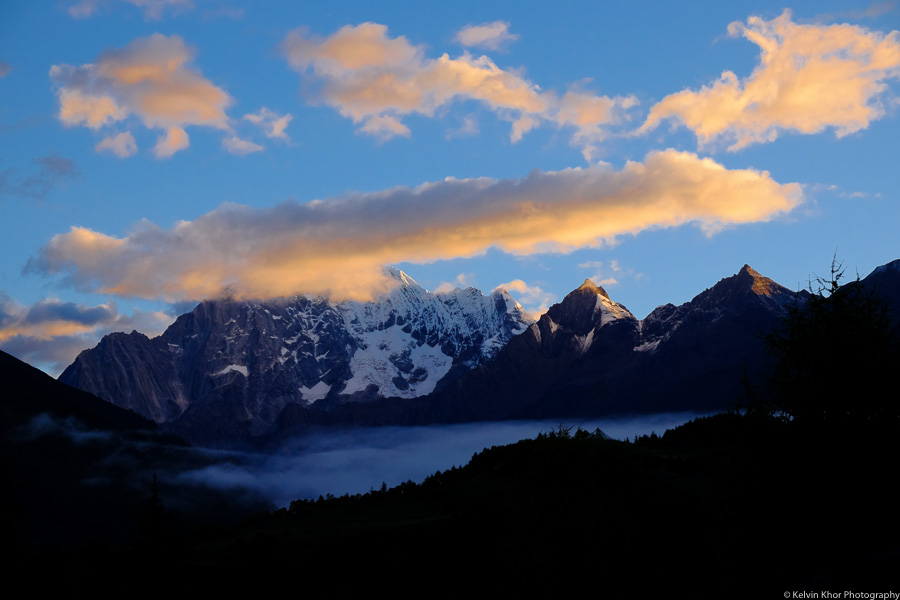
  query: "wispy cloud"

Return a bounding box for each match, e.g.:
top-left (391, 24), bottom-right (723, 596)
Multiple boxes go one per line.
top-left (577, 259), bottom-right (641, 287)
top-left (434, 272), bottom-right (476, 293)
top-left (222, 136), bottom-right (263, 155)
top-left (493, 279), bottom-right (556, 318)
top-left (28, 150), bottom-right (802, 303)
top-left (818, 1), bottom-right (897, 21)
top-left (446, 113), bottom-right (479, 139)
top-left (244, 107), bottom-right (293, 140)
top-left (51, 34), bottom-right (231, 158)
top-left (640, 10), bottom-right (900, 151)
top-left (95, 131), bottom-right (138, 157)
top-left (281, 22), bottom-right (636, 158)
top-left (454, 21), bottom-right (519, 51)
top-left (67, 0), bottom-right (194, 21)
top-left (0, 154), bottom-right (82, 200)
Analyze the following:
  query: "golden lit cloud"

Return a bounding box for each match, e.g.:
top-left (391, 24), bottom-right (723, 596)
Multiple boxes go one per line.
top-left (51, 34), bottom-right (231, 156)
top-left (55, 88), bottom-right (128, 129)
top-left (282, 22), bottom-right (636, 154)
top-left (641, 10), bottom-right (900, 150)
top-left (29, 150), bottom-right (802, 303)
top-left (154, 126), bottom-right (189, 157)
top-left (0, 292), bottom-right (174, 376)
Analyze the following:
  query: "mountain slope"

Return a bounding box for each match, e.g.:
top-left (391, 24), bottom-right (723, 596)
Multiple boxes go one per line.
top-left (425, 264), bottom-right (802, 421)
top-left (60, 268), bottom-right (532, 444)
top-left (57, 260), bottom-right (900, 446)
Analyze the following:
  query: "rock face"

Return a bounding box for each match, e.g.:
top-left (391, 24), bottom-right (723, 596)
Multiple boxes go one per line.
top-left (59, 260), bottom-right (900, 446)
top-left (59, 268), bottom-right (531, 444)
top-left (424, 265), bottom-right (803, 422)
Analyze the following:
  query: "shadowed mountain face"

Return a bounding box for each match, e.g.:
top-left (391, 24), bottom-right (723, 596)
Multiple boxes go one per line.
top-left (56, 261), bottom-right (899, 447)
top-left (422, 264), bottom-right (805, 423)
top-left (59, 268), bottom-right (531, 446)
top-left (1, 349), bottom-right (272, 550)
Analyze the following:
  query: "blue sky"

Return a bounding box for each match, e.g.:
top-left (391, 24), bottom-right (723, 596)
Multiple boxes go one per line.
top-left (1, 0), bottom-right (898, 375)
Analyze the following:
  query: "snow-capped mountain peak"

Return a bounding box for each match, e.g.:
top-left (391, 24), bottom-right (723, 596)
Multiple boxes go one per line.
top-left (60, 271), bottom-right (534, 436)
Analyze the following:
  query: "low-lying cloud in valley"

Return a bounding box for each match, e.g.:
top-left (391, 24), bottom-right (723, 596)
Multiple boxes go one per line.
top-left (28, 149), bottom-right (802, 303)
top-left (178, 416), bottom-right (702, 507)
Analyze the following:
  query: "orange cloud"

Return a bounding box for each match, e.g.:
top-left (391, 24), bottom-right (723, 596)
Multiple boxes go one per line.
top-left (51, 34), bottom-right (231, 156)
top-left (154, 126), bottom-right (189, 157)
top-left (0, 293), bottom-right (174, 375)
top-left (282, 23), bottom-right (636, 155)
top-left (641, 10), bottom-right (900, 150)
top-left (30, 150), bottom-right (802, 303)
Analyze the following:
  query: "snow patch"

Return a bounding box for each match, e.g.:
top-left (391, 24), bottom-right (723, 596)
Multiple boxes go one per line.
top-left (300, 380), bottom-right (331, 403)
top-left (547, 317), bottom-right (559, 333)
top-left (215, 364), bottom-right (248, 377)
top-left (574, 329), bottom-right (595, 355)
top-left (634, 340), bottom-right (660, 353)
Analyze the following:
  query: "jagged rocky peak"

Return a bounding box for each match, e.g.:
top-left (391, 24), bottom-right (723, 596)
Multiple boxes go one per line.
top-left (576, 278), bottom-right (610, 299)
top-left (691, 264), bottom-right (796, 312)
top-left (60, 266), bottom-right (534, 435)
top-left (737, 264), bottom-right (784, 297)
top-left (540, 278), bottom-right (635, 337)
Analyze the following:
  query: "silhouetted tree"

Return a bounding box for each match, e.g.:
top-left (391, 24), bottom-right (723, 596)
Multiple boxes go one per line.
top-left (140, 472), bottom-right (165, 547)
top-left (764, 256), bottom-right (899, 426)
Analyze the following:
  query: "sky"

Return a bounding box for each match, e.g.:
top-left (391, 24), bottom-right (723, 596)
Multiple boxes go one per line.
top-left (1, 0), bottom-right (898, 376)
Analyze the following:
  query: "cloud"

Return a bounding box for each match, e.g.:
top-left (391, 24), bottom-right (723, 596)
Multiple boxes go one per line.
top-left (28, 150), bottom-right (802, 303)
top-left (154, 126), bottom-right (189, 157)
top-left (281, 22), bottom-right (636, 155)
top-left (358, 114), bottom-right (410, 141)
top-left (493, 279), bottom-right (556, 318)
top-left (434, 272), bottom-right (476, 293)
top-left (455, 21), bottom-right (519, 51)
top-left (0, 292), bottom-right (175, 375)
top-left (95, 131), bottom-right (138, 157)
top-left (819, 1), bottom-right (897, 21)
top-left (1, 154), bottom-right (82, 200)
top-left (640, 10), bottom-right (900, 151)
top-left (222, 136), bottom-right (263, 155)
top-left (67, 0), bottom-right (102, 18)
top-left (67, 0), bottom-right (194, 20)
top-left (126, 0), bottom-right (193, 20)
top-left (446, 113), bottom-right (479, 139)
top-left (578, 259), bottom-right (641, 287)
top-left (244, 108), bottom-right (293, 140)
top-left (51, 34), bottom-right (231, 156)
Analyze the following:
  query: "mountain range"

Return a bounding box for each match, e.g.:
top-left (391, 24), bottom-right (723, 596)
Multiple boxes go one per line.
top-left (59, 260), bottom-right (900, 447)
